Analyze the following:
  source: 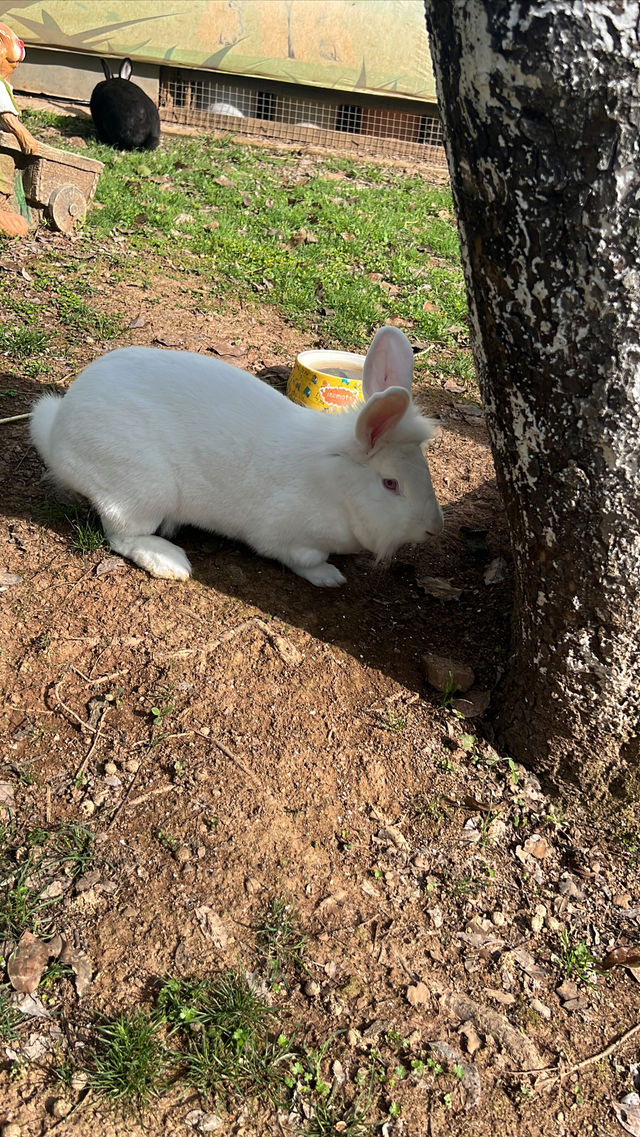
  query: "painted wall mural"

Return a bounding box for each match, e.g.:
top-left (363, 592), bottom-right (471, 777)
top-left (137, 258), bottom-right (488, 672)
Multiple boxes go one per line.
top-left (0, 1), bottom-right (436, 101)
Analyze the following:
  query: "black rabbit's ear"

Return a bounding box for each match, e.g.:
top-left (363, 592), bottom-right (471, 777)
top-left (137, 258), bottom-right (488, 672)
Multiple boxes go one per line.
top-left (101, 59), bottom-right (113, 80)
top-left (119, 58), bottom-right (133, 80)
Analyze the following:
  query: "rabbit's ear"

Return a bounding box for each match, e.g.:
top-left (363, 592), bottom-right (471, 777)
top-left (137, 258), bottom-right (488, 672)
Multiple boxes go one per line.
top-left (362, 325), bottom-right (414, 399)
top-left (119, 58), bottom-right (133, 80)
top-left (354, 387), bottom-right (410, 453)
top-left (101, 59), bottom-right (113, 80)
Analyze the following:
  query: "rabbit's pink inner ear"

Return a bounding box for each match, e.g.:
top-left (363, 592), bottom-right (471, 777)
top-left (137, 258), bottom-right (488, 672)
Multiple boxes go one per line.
top-left (355, 388), bottom-right (410, 452)
top-left (362, 325), bottom-right (414, 398)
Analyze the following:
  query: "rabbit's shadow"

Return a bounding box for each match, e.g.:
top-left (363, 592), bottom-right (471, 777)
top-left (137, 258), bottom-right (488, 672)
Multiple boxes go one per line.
top-left (1, 366), bottom-right (510, 698)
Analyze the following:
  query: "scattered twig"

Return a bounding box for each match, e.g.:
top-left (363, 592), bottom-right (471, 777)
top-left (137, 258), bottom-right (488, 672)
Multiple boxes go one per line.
top-left (53, 679), bottom-right (102, 735)
top-left (126, 784), bottom-right (177, 808)
top-left (522, 1020), bottom-right (640, 1090)
top-left (0, 412), bottom-right (31, 425)
top-left (212, 737), bottom-right (264, 787)
top-left (74, 701), bottom-right (110, 783)
top-left (153, 617), bottom-right (259, 662)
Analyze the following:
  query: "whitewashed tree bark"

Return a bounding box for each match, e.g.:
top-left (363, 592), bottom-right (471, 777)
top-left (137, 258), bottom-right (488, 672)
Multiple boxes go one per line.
top-left (423, 1), bottom-right (640, 792)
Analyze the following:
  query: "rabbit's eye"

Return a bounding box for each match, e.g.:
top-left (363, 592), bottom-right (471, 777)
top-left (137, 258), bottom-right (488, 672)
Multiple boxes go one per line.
top-left (382, 477), bottom-right (400, 494)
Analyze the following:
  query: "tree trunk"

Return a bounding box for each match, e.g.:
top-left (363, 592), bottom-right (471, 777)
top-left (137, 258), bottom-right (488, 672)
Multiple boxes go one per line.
top-left (423, 1), bottom-right (640, 792)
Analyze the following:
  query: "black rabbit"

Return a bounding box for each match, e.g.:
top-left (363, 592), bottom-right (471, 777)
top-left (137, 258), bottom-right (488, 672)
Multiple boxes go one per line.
top-left (90, 59), bottom-right (160, 151)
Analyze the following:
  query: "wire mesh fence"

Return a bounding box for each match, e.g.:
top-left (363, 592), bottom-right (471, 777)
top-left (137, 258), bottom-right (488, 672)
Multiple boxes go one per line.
top-left (159, 69), bottom-right (447, 167)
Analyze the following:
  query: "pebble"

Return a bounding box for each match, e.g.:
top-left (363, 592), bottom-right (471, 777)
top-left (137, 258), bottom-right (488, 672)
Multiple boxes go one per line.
top-left (530, 998), bottom-right (552, 1019)
top-left (174, 845), bottom-right (191, 864)
top-left (123, 759), bottom-right (140, 774)
top-left (80, 799), bottom-right (95, 817)
top-left (531, 903), bottom-right (547, 934)
top-left (2, 1125), bottom-right (21, 1137)
top-left (51, 1100), bottom-right (72, 1120)
top-left (484, 988), bottom-right (516, 1005)
top-left (346, 1028), bottom-right (361, 1047)
top-left (71, 1070), bottom-right (89, 1091)
top-left (304, 979), bottom-right (321, 998)
top-left (103, 761), bottom-right (118, 776)
top-left (491, 911), bottom-right (506, 927)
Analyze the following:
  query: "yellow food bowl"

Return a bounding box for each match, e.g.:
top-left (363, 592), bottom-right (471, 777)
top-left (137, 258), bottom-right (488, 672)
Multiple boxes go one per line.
top-left (287, 349), bottom-right (366, 413)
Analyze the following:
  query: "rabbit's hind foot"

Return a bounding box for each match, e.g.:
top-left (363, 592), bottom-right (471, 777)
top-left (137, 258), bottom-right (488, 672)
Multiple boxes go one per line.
top-left (105, 532), bottom-right (192, 580)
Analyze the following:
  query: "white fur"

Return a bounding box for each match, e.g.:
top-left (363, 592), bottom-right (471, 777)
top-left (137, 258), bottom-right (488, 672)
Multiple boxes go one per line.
top-left (29, 326), bottom-right (443, 586)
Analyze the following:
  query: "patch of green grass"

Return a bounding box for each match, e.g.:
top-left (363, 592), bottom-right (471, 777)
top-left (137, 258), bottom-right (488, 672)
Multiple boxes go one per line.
top-left (87, 1011), bottom-right (171, 1117)
top-left (0, 984), bottom-right (23, 1041)
top-left (0, 324), bottom-right (49, 377)
top-left (155, 971), bottom-right (291, 1108)
top-left (0, 823), bottom-right (94, 940)
top-left (34, 500), bottom-right (105, 555)
top-left (552, 928), bottom-right (598, 984)
top-left (20, 112), bottom-right (466, 353)
top-left (256, 898), bottom-right (308, 985)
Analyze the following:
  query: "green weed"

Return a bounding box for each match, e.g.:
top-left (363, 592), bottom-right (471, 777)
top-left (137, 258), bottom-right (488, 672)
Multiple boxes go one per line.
top-left (0, 823), bottom-right (94, 939)
top-left (0, 984), bottom-right (23, 1041)
top-left (552, 928), bottom-right (598, 984)
top-left (256, 897), bottom-right (308, 984)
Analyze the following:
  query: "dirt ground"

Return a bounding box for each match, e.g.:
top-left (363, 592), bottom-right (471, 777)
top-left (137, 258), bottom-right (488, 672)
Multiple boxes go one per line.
top-left (1, 229), bottom-right (640, 1137)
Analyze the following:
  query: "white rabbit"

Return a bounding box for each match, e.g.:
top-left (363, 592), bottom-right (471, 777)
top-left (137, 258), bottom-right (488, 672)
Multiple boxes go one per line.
top-left (29, 326), bottom-right (443, 587)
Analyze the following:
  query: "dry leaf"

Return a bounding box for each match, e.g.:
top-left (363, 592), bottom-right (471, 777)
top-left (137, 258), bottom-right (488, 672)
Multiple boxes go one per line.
top-left (8, 931), bottom-right (51, 994)
top-left (484, 557), bottom-right (508, 585)
top-left (0, 572), bottom-right (23, 591)
top-left (407, 982), bottom-right (430, 1007)
top-left (602, 946), bottom-right (640, 970)
top-left (417, 574), bottom-right (463, 601)
top-left (194, 907), bottom-right (229, 951)
top-left (96, 556), bottom-right (126, 576)
top-left (612, 1096), bottom-right (640, 1136)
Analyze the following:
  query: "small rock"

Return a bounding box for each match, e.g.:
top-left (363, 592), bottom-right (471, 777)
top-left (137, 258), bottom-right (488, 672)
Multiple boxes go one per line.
top-left (75, 869), bottom-right (101, 893)
top-left (530, 998), bottom-right (552, 1019)
top-left (51, 1099), bottom-right (72, 1120)
top-left (378, 825), bottom-right (409, 850)
top-left (304, 980), bottom-right (321, 998)
top-left (2, 1124), bottom-right (22, 1137)
top-left (174, 845), bottom-right (191, 864)
top-left (451, 688), bottom-right (491, 718)
top-left (80, 799), bottom-right (95, 817)
top-left (531, 904), bottom-right (547, 934)
top-left (491, 911), bottom-right (506, 927)
top-left (123, 758), bottom-right (140, 773)
top-left (523, 834), bottom-right (551, 859)
top-left (71, 1070), bottom-right (89, 1091)
top-left (613, 891), bottom-right (633, 909)
top-left (459, 1020), bottom-right (482, 1054)
top-left (422, 652), bottom-right (475, 693)
top-left (407, 981), bottom-right (430, 1007)
top-left (103, 761), bottom-right (118, 776)
top-left (556, 979), bottom-right (580, 1002)
top-left (347, 1028), bottom-right (361, 1047)
top-left (484, 988), bottom-right (516, 1005)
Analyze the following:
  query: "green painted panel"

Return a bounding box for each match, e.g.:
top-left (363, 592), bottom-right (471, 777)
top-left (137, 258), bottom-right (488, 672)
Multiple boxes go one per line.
top-left (0, 0), bottom-right (435, 101)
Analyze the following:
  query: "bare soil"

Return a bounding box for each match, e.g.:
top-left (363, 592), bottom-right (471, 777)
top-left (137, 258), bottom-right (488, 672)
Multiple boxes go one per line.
top-left (1, 231), bottom-right (639, 1137)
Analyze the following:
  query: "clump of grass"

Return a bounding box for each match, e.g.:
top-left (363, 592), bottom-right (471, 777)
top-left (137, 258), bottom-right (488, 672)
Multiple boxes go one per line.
top-left (256, 898), bottom-right (308, 985)
top-left (552, 928), bottom-right (599, 984)
top-left (0, 822), bottom-right (95, 939)
top-left (0, 984), bottom-right (23, 1041)
top-left (87, 1011), bottom-right (171, 1116)
top-left (155, 970), bottom-right (291, 1108)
